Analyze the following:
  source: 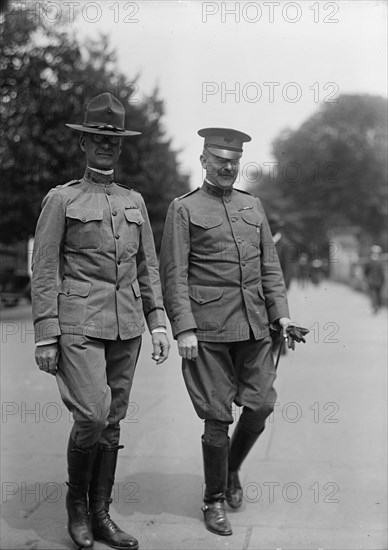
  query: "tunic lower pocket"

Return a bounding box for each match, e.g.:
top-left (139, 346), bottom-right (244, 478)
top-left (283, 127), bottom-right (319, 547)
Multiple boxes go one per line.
top-left (58, 279), bottom-right (91, 325)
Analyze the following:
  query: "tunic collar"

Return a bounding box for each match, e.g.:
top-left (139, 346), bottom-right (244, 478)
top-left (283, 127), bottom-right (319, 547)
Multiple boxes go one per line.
top-left (202, 179), bottom-right (233, 197)
top-left (83, 167), bottom-right (114, 185)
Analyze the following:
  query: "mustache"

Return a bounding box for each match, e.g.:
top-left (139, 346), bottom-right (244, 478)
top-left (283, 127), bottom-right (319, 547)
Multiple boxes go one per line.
top-left (217, 170), bottom-right (236, 176)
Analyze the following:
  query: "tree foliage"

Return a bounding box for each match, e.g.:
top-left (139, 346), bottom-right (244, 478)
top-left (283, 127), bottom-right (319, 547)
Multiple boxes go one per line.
top-left (0, 7), bottom-right (190, 250)
top-left (250, 95), bottom-right (388, 252)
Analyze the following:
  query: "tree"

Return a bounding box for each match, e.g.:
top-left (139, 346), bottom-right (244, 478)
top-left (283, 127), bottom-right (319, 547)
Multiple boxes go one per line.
top-left (0, 6), bottom-right (190, 251)
top-left (250, 95), bottom-right (388, 253)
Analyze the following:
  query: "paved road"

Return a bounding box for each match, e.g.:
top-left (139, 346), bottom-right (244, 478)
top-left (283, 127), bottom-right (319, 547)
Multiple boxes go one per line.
top-left (1, 280), bottom-right (387, 549)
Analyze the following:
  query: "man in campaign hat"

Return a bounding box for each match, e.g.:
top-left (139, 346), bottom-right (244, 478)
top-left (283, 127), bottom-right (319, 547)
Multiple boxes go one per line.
top-left (32, 93), bottom-right (170, 550)
top-left (160, 128), bottom-right (308, 535)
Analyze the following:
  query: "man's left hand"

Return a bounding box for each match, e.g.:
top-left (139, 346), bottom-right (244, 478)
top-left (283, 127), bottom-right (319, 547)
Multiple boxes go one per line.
top-left (284, 323), bottom-right (309, 350)
top-left (278, 318), bottom-right (309, 350)
top-left (151, 332), bottom-right (170, 365)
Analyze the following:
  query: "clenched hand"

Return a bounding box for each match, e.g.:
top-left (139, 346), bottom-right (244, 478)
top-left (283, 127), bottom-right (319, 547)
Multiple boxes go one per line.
top-left (35, 343), bottom-right (59, 375)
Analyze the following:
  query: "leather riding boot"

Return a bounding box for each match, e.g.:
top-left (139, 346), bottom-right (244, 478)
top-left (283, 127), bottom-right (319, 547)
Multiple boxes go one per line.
top-left (201, 437), bottom-right (232, 536)
top-left (226, 423), bottom-right (262, 509)
top-left (89, 445), bottom-right (138, 550)
top-left (66, 437), bottom-right (96, 549)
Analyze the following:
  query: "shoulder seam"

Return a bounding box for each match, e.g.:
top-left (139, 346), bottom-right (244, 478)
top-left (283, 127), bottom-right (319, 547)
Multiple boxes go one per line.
top-left (178, 187), bottom-right (201, 200)
top-left (116, 182), bottom-right (141, 194)
top-left (234, 188), bottom-right (253, 196)
top-left (52, 179), bottom-right (81, 191)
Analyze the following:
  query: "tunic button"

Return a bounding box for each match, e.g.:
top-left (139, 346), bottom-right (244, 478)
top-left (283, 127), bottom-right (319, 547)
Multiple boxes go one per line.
top-left (116, 284), bottom-right (120, 290)
top-left (115, 234), bottom-right (120, 239)
top-left (117, 260), bottom-right (121, 265)
top-left (242, 261), bottom-right (246, 266)
top-left (199, 298), bottom-right (204, 303)
top-left (82, 217), bottom-right (86, 222)
top-left (106, 190), bottom-right (111, 195)
top-left (112, 211), bottom-right (117, 216)
top-left (243, 284), bottom-right (247, 289)
top-left (66, 289), bottom-right (70, 295)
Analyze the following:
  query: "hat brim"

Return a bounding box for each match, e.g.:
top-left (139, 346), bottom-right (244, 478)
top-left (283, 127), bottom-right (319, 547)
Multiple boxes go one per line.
top-left (66, 124), bottom-right (141, 137)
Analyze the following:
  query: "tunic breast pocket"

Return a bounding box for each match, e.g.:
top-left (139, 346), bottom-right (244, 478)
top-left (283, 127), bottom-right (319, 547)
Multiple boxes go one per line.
top-left (189, 215), bottom-right (223, 249)
top-left (241, 211), bottom-right (262, 243)
top-left (123, 208), bottom-right (144, 255)
top-left (65, 208), bottom-right (103, 250)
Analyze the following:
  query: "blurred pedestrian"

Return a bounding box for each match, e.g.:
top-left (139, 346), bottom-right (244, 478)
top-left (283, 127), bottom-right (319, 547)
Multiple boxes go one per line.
top-left (160, 127), bottom-right (309, 536)
top-left (32, 93), bottom-right (169, 550)
top-left (364, 245), bottom-right (385, 313)
top-left (297, 252), bottom-right (310, 288)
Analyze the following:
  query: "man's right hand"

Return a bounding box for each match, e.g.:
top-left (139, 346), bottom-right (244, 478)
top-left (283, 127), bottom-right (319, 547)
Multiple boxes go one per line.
top-left (177, 330), bottom-right (198, 361)
top-left (35, 343), bottom-right (59, 375)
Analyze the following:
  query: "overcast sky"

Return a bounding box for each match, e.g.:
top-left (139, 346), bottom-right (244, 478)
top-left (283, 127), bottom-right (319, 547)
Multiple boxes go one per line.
top-left (70, 0), bottom-right (387, 187)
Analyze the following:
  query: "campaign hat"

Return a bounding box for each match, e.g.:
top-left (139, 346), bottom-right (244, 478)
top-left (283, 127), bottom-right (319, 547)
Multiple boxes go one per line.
top-left (66, 93), bottom-right (141, 137)
top-left (198, 127), bottom-right (251, 160)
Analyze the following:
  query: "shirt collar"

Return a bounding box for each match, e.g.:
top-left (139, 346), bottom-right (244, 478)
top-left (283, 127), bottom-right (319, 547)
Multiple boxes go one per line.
top-left (83, 166), bottom-right (114, 185)
top-left (202, 179), bottom-right (233, 196)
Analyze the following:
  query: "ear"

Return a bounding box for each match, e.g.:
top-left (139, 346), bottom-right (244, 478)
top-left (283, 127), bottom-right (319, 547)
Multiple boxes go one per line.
top-left (200, 154), bottom-right (207, 169)
top-left (79, 134), bottom-right (86, 152)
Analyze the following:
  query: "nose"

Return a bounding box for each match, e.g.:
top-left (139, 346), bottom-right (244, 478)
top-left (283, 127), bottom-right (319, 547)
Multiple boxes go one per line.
top-left (224, 161), bottom-right (233, 170)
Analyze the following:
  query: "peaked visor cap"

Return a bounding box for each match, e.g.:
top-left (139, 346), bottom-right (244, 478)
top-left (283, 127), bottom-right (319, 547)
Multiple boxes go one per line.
top-left (66, 92), bottom-right (141, 137)
top-left (198, 127), bottom-right (251, 160)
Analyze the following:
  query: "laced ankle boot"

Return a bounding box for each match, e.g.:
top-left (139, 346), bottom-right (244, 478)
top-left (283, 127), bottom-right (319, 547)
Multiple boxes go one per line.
top-left (201, 437), bottom-right (232, 536)
top-left (66, 437), bottom-right (96, 549)
top-left (89, 445), bottom-right (138, 550)
top-left (226, 423), bottom-right (262, 509)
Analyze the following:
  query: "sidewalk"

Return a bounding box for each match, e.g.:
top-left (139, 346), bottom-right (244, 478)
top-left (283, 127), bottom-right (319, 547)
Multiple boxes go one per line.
top-left (1, 280), bottom-right (387, 549)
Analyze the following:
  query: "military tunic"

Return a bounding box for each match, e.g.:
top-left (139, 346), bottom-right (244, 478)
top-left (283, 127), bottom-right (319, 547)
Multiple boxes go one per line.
top-left (160, 180), bottom-right (289, 342)
top-left (32, 168), bottom-right (165, 342)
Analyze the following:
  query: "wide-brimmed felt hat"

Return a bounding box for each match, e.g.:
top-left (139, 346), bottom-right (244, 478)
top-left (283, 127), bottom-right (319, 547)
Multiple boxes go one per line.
top-left (198, 127), bottom-right (251, 160)
top-left (66, 93), bottom-right (141, 137)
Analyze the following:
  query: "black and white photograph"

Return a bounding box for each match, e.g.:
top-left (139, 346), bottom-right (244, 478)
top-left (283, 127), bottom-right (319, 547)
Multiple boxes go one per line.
top-left (0, 1), bottom-right (387, 549)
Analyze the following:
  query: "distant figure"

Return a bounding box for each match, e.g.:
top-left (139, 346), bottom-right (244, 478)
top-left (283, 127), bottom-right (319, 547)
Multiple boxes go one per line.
top-left (267, 214), bottom-right (296, 291)
top-left (364, 245), bottom-right (385, 314)
top-left (297, 253), bottom-right (310, 288)
top-left (310, 258), bottom-right (324, 286)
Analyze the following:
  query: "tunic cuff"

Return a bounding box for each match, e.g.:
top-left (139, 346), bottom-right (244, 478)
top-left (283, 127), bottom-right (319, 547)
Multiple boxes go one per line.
top-left (34, 318), bottom-right (61, 343)
top-left (170, 312), bottom-right (197, 339)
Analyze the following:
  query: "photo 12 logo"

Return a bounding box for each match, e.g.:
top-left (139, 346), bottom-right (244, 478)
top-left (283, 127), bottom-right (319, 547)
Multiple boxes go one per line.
top-left (202, 2), bottom-right (340, 24)
top-left (202, 82), bottom-right (340, 104)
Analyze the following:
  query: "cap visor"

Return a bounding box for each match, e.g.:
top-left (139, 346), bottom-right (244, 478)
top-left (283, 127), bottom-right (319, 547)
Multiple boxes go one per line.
top-left (206, 147), bottom-right (242, 160)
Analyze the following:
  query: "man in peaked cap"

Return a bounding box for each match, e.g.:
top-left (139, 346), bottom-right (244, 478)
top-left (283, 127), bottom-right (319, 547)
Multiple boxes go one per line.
top-left (160, 128), bottom-right (308, 536)
top-left (32, 93), bottom-right (170, 550)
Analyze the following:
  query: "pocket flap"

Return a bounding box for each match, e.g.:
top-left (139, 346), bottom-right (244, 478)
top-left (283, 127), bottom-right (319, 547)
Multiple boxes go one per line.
top-left (132, 279), bottom-right (141, 298)
top-left (125, 209), bottom-right (144, 225)
top-left (189, 285), bottom-right (223, 304)
top-left (241, 211), bottom-right (262, 227)
top-left (190, 215), bottom-right (222, 229)
top-left (66, 208), bottom-right (103, 223)
top-left (59, 279), bottom-right (91, 297)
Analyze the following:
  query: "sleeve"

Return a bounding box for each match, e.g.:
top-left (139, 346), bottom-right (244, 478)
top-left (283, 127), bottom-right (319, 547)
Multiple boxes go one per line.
top-left (257, 200), bottom-right (290, 323)
top-left (159, 199), bottom-right (197, 339)
top-left (136, 197), bottom-right (166, 332)
top-left (31, 190), bottom-right (66, 343)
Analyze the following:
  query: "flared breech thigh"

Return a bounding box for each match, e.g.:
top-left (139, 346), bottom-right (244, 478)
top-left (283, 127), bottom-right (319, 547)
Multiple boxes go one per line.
top-left (56, 334), bottom-right (141, 448)
top-left (182, 336), bottom-right (277, 424)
